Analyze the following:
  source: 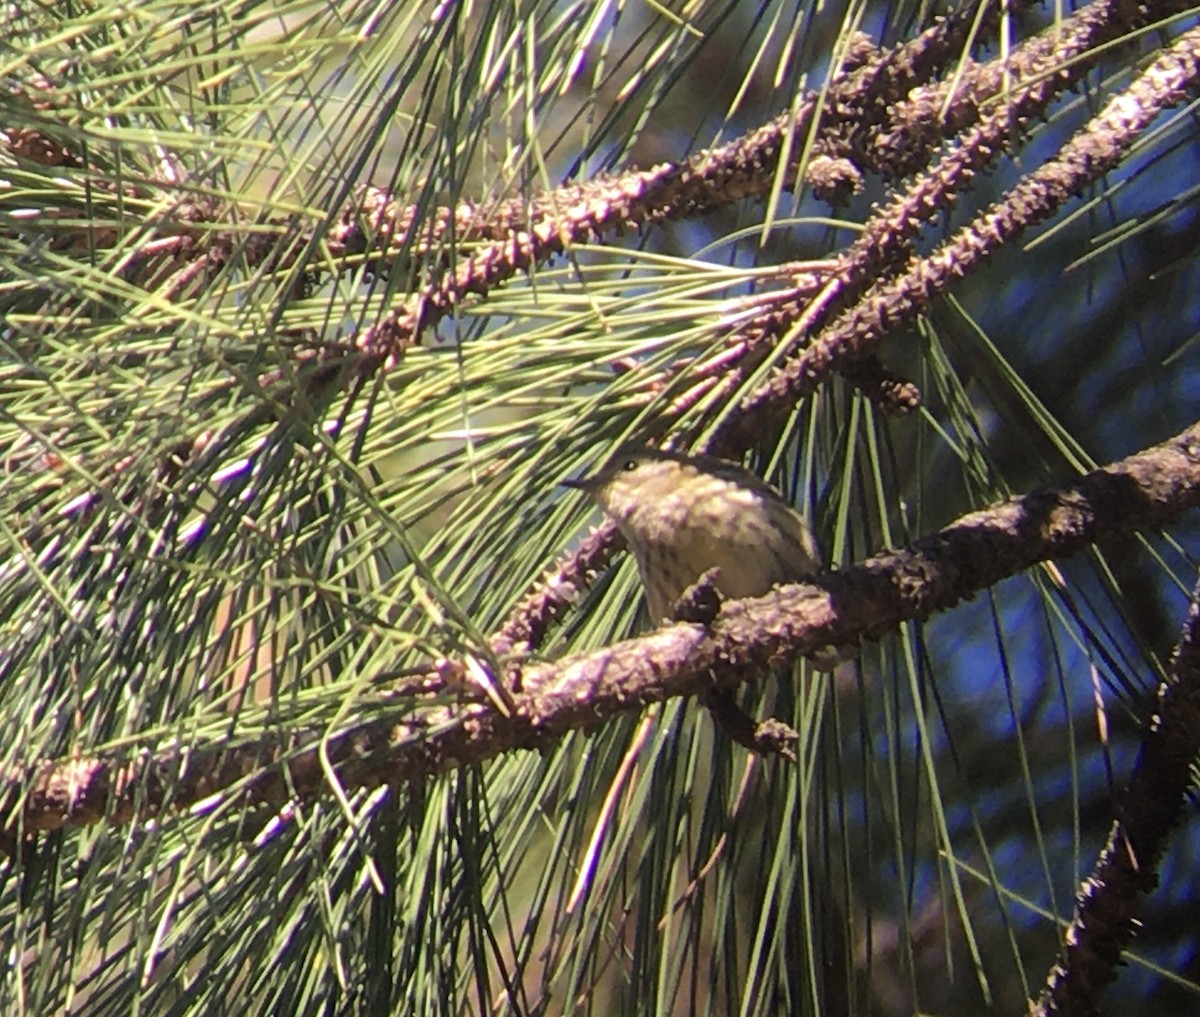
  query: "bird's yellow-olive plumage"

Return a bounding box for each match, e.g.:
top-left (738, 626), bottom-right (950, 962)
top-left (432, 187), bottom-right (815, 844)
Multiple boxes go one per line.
top-left (566, 448), bottom-right (823, 623)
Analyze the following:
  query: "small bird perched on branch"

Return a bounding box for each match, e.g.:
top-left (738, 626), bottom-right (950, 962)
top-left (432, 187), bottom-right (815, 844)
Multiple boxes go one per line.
top-left (564, 447), bottom-right (852, 670)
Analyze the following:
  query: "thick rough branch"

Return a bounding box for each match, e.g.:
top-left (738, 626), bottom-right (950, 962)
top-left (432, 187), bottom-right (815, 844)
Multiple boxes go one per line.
top-left (1032, 575), bottom-right (1200, 1016)
top-left (8, 421), bottom-right (1200, 840)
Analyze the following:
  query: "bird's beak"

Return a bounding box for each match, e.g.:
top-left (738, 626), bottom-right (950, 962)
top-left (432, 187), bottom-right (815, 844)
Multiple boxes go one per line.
top-left (559, 476), bottom-right (592, 490)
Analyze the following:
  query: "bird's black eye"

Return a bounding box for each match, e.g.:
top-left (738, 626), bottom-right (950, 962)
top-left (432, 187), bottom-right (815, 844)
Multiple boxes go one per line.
top-left (621, 458), bottom-right (638, 472)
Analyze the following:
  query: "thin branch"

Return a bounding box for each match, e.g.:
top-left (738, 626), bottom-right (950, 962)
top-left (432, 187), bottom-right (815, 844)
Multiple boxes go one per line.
top-left (1031, 573), bottom-right (1200, 1016)
top-left (8, 419), bottom-right (1200, 841)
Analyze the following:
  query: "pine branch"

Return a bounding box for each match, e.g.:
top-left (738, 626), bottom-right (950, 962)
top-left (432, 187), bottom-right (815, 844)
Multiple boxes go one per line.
top-left (494, 13), bottom-right (1200, 655)
top-left (720, 19), bottom-right (1200, 450)
top-left (1032, 573), bottom-right (1200, 1016)
top-left (8, 419), bottom-right (1200, 843)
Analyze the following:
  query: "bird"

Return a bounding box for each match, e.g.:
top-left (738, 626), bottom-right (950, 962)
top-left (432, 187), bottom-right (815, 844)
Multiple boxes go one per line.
top-left (564, 447), bottom-right (849, 669)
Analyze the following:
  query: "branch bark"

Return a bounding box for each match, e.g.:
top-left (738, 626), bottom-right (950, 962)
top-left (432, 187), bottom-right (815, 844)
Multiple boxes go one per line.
top-left (9, 420), bottom-right (1200, 841)
top-left (1032, 573), bottom-right (1200, 1016)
